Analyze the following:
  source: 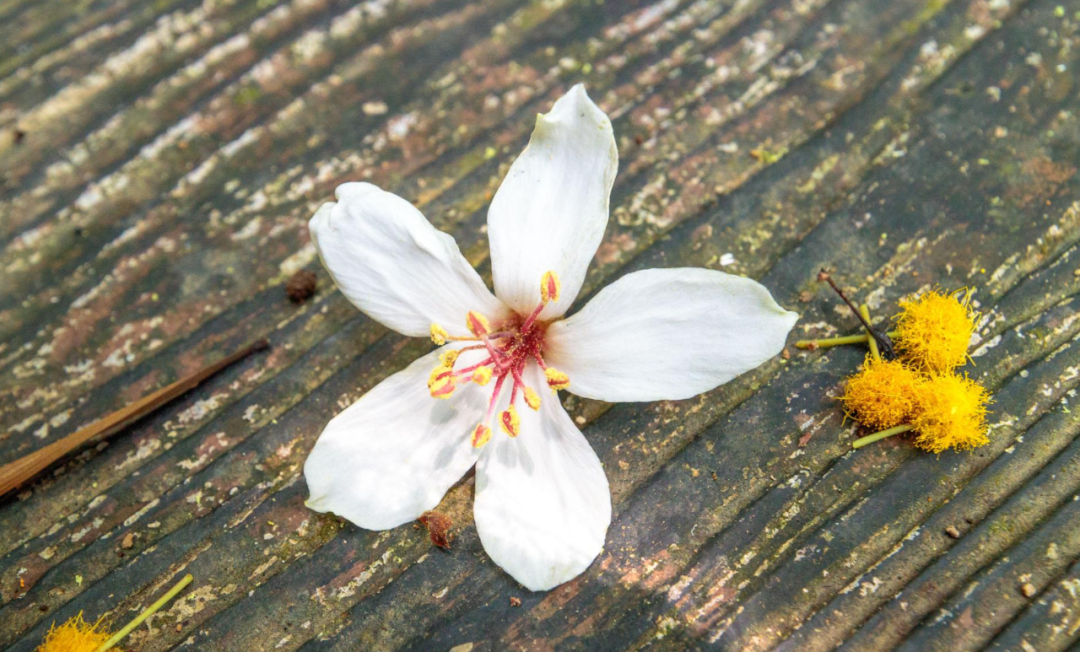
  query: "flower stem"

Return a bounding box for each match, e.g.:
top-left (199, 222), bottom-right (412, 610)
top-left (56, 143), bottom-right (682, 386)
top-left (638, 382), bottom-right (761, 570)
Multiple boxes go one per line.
top-left (852, 423), bottom-right (914, 449)
top-left (96, 574), bottom-right (193, 652)
top-left (794, 330), bottom-right (899, 350)
top-left (859, 304), bottom-right (880, 362)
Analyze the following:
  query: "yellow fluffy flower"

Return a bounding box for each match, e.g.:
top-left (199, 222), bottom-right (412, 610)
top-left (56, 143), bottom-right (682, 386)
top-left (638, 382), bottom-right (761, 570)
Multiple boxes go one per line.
top-left (35, 574), bottom-right (192, 652)
top-left (35, 613), bottom-right (113, 652)
top-left (893, 289), bottom-right (977, 372)
top-left (911, 372), bottom-right (990, 453)
top-left (842, 357), bottom-right (924, 430)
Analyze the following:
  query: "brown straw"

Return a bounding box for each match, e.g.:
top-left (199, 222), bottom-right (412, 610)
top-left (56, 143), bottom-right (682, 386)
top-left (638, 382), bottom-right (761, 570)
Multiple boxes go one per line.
top-left (0, 339), bottom-right (269, 496)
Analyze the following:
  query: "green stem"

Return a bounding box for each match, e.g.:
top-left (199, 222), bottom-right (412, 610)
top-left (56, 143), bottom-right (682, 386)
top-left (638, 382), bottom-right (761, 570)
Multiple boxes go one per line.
top-left (852, 423), bottom-right (914, 449)
top-left (795, 334), bottom-right (870, 348)
top-left (97, 574), bottom-right (193, 652)
top-left (859, 304), bottom-right (880, 362)
top-left (795, 330), bottom-right (899, 350)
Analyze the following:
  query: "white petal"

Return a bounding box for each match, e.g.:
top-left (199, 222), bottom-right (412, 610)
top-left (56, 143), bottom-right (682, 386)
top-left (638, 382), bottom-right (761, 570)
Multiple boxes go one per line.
top-left (545, 268), bottom-right (798, 402)
top-left (304, 345), bottom-right (490, 530)
top-left (310, 182), bottom-right (506, 338)
top-left (474, 363), bottom-right (611, 591)
top-left (487, 84), bottom-right (618, 319)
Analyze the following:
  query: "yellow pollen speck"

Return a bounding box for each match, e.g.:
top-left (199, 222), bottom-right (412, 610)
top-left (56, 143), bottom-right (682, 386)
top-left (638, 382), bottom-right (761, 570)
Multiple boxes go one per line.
top-left (430, 323), bottom-right (449, 345)
top-left (35, 613), bottom-right (110, 652)
top-left (472, 366), bottom-right (493, 386)
top-left (524, 387), bottom-right (541, 410)
top-left (540, 271), bottom-right (561, 305)
top-left (842, 357), bottom-right (924, 430)
top-left (911, 372), bottom-right (991, 453)
top-left (471, 424), bottom-right (492, 448)
top-left (466, 311), bottom-right (490, 337)
top-left (545, 367), bottom-right (570, 391)
top-left (893, 289), bottom-right (978, 372)
top-left (427, 365), bottom-right (455, 399)
top-left (439, 349), bottom-right (460, 368)
top-left (500, 405), bottom-right (521, 437)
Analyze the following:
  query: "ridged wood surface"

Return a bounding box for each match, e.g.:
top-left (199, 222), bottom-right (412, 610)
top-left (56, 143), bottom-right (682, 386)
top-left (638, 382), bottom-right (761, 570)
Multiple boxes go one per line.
top-left (2, 0), bottom-right (1080, 649)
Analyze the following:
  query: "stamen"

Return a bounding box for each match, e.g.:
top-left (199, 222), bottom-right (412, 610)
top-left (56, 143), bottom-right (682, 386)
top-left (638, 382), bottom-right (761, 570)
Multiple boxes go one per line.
top-left (472, 366), bottom-right (493, 386)
top-left (524, 387), bottom-right (541, 410)
top-left (452, 357), bottom-right (493, 377)
top-left (478, 337), bottom-right (506, 369)
top-left (430, 323), bottom-right (449, 345)
top-left (471, 424), bottom-right (492, 448)
top-left (545, 367), bottom-right (570, 391)
top-left (471, 374), bottom-right (508, 448)
top-left (500, 405), bottom-right (521, 437)
top-left (510, 367), bottom-right (526, 397)
top-left (439, 349), bottom-right (460, 367)
top-left (429, 382), bottom-right (455, 399)
top-left (486, 374), bottom-right (507, 417)
top-left (466, 311), bottom-right (490, 337)
top-left (521, 303), bottom-right (545, 333)
top-left (540, 270), bottom-right (561, 304)
top-left (428, 365), bottom-right (456, 399)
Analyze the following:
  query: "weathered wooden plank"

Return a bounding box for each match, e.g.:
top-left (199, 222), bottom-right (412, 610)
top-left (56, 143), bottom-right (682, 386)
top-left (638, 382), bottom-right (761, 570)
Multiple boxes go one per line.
top-left (3, 0), bottom-right (1080, 650)
top-left (0, 0), bottom-right (200, 103)
top-left (985, 557), bottom-right (1080, 651)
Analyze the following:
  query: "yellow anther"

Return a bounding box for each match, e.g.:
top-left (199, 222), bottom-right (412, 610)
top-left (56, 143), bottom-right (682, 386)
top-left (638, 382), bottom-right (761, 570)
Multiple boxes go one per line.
top-left (545, 367), bottom-right (570, 391)
top-left (472, 366), bottom-right (493, 386)
top-left (429, 382), bottom-right (455, 400)
top-left (523, 387), bottom-right (541, 411)
top-left (540, 271), bottom-right (561, 304)
top-left (466, 311), bottom-right (490, 337)
top-left (471, 424), bottom-right (492, 448)
top-left (439, 349), bottom-right (460, 368)
top-left (427, 365), bottom-right (455, 399)
top-left (499, 405), bottom-right (521, 437)
top-left (428, 364), bottom-right (449, 386)
top-left (430, 323), bottom-right (449, 345)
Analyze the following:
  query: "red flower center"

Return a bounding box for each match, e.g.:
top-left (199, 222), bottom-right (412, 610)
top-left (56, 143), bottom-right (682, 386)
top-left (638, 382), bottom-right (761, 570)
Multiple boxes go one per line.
top-left (426, 272), bottom-right (570, 447)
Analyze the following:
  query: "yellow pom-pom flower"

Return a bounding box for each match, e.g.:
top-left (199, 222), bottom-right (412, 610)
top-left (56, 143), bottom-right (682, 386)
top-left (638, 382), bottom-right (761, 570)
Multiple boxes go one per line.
top-left (842, 357), bottom-right (924, 430)
top-left (36, 613), bottom-right (112, 652)
top-left (910, 372), bottom-right (990, 453)
top-left (893, 289), bottom-right (978, 372)
top-left (35, 574), bottom-right (193, 652)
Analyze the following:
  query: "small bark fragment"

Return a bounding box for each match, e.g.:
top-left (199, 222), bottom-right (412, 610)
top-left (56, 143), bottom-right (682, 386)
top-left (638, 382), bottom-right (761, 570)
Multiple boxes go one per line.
top-left (418, 510), bottom-right (454, 550)
top-left (286, 270), bottom-right (318, 303)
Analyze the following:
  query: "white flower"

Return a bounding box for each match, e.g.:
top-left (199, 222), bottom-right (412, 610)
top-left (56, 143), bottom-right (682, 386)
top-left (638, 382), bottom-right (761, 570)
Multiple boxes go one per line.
top-left (303, 85), bottom-right (798, 591)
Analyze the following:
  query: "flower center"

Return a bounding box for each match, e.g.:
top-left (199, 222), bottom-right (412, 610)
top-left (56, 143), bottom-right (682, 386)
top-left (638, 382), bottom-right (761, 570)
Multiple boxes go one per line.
top-left (427, 271), bottom-right (570, 448)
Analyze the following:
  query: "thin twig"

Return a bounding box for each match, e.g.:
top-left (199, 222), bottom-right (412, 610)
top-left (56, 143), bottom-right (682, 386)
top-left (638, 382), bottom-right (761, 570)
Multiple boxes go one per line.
top-left (860, 304), bottom-right (880, 362)
top-left (0, 339), bottom-right (270, 496)
top-left (817, 269), bottom-right (895, 358)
